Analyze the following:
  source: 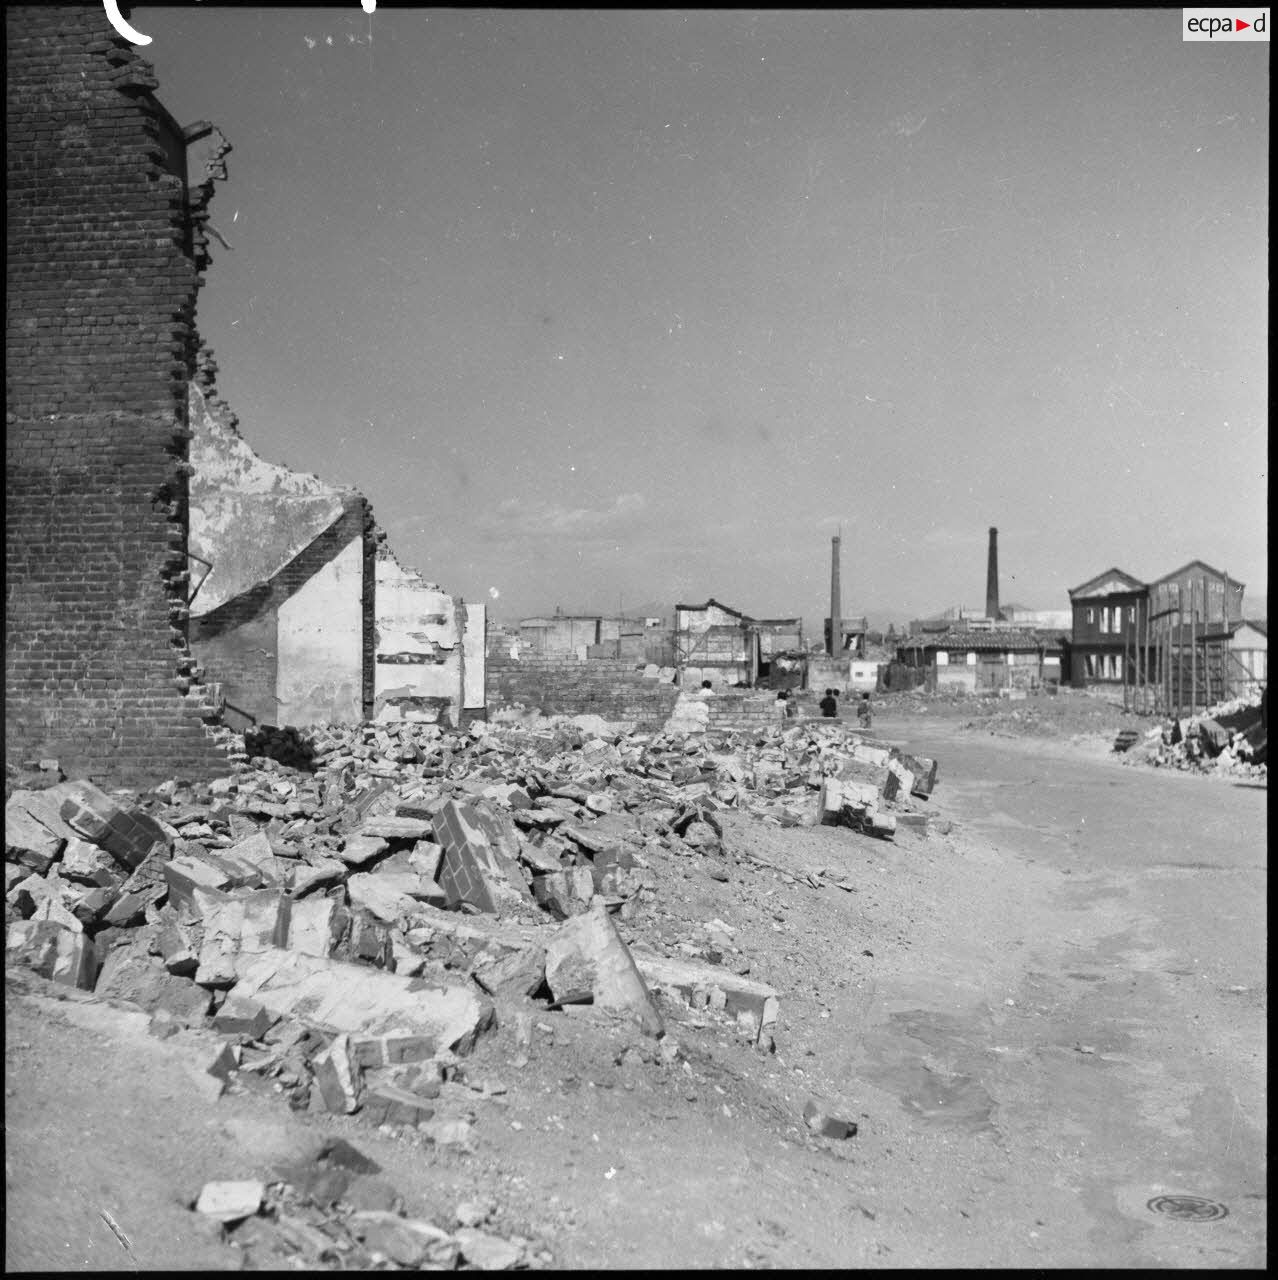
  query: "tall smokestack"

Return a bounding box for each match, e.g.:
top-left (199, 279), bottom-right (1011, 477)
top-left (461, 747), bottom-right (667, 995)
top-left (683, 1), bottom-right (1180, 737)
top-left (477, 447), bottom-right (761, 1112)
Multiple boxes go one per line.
top-left (986, 526), bottom-right (999, 620)
top-left (829, 534), bottom-right (842, 654)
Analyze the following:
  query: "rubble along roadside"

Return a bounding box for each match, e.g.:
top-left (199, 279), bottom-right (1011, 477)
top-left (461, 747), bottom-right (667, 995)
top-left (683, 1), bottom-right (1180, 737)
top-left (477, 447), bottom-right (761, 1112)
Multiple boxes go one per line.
top-left (5, 710), bottom-right (944, 1269)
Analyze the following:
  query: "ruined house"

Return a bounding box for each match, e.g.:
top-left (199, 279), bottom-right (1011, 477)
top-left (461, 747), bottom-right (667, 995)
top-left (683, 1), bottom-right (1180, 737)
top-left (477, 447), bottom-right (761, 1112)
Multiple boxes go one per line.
top-left (187, 351), bottom-right (483, 731)
top-left (186, 356), bottom-right (377, 730)
top-left (895, 628), bottom-right (1063, 694)
top-left (674, 599), bottom-right (803, 688)
top-left (5, 5), bottom-right (481, 786)
top-left (5, 4), bottom-right (231, 785)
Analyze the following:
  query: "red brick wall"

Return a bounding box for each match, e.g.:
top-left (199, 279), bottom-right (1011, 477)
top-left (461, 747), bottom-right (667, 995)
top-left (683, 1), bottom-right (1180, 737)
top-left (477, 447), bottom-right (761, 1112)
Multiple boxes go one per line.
top-left (5, 4), bottom-right (230, 785)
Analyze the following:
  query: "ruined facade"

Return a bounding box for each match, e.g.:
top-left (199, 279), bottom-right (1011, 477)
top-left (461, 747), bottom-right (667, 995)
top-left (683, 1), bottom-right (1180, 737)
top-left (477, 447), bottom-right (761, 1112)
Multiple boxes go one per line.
top-left (375, 550), bottom-right (484, 726)
top-left (188, 351), bottom-right (482, 732)
top-left (187, 355), bottom-right (376, 730)
top-left (6, 5), bottom-right (229, 785)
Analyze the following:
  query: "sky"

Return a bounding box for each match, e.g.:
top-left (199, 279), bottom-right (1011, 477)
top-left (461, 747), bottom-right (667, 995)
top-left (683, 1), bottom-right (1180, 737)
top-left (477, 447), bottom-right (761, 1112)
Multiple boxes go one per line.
top-left (140, 6), bottom-right (1268, 628)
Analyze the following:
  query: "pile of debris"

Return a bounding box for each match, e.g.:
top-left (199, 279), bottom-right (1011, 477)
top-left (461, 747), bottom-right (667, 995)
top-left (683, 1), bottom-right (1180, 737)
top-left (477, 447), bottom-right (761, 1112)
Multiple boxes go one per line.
top-left (190, 1140), bottom-right (542, 1269)
top-left (1116, 695), bottom-right (1267, 778)
top-left (6, 713), bottom-right (940, 1262)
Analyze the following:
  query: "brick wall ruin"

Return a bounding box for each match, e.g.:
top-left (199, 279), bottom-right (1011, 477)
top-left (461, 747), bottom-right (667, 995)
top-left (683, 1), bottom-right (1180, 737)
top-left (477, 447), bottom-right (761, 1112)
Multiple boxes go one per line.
top-left (485, 651), bottom-right (680, 730)
top-left (5, 4), bottom-right (230, 786)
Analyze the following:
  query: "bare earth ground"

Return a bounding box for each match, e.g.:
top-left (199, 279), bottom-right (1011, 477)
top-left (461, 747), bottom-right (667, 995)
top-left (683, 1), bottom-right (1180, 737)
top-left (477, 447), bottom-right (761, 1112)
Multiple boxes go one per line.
top-left (5, 691), bottom-right (1266, 1270)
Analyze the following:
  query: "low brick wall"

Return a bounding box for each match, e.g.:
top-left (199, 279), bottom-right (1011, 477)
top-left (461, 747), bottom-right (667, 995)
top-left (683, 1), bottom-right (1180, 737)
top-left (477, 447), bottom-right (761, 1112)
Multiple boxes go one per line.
top-left (704, 691), bottom-right (785, 733)
top-left (485, 653), bottom-right (680, 730)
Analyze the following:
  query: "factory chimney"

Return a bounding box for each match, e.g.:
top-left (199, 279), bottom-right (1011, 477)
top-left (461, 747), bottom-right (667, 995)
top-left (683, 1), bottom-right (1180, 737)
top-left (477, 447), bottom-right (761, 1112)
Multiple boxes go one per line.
top-left (829, 534), bottom-right (842, 654)
top-left (985, 527), bottom-right (1000, 621)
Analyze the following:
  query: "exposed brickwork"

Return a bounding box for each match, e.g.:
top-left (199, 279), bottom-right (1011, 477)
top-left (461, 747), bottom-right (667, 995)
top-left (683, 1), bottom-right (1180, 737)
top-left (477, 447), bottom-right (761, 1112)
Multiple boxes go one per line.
top-left (5, 4), bottom-right (230, 785)
top-left (485, 653), bottom-right (681, 730)
top-left (704, 691), bottom-right (786, 733)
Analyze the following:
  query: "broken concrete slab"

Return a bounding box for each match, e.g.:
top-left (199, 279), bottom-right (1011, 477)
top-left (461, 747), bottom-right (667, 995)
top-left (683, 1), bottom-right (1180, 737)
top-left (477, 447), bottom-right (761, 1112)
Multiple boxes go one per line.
top-left (544, 896), bottom-right (663, 1037)
top-left (356, 816), bottom-right (436, 841)
top-left (312, 1032), bottom-right (363, 1114)
top-left (58, 837), bottom-right (124, 888)
top-left (213, 994), bottom-right (278, 1040)
top-left (223, 830), bottom-right (287, 884)
top-left (628, 947), bottom-right (778, 1044)
top-left (531, 867), bottom-right (594, 920)
top-left (94, 939), bottom-right (213, 1021)
top-left (471, 944), bottom-right (548, 1000)
top-left (164, 855), bottom-right (232, 914)
top-left (337, 835), bottom-right (389, 868)
top-left (290, 856), bottom-right (347, 898)
top-left (196, 1179), bottom-right (265, 1224)
top-left (347, 870), bottom-right (445, 922)
top-left (193, 887), bottom-right (290, 988)
top-left (5, 918), bottom-right (97, 989)
top-left (228, 949), bottom-right (496, 1054)
top-left (285, 894), bottom-right (343, 957)
top-left (4, 792), bottom-right (67, 872)
top-left (360, 1083), bottom-right (436, 1128)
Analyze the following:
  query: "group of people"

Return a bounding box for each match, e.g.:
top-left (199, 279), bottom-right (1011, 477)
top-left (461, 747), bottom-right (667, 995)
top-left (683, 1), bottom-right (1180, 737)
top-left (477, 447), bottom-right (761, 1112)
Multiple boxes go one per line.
top-left (773, 686), bottom-right (872, 726)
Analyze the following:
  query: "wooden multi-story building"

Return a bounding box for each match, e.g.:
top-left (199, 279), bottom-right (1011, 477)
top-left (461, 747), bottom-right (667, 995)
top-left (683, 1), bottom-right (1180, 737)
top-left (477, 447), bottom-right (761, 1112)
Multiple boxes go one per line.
top-left (1066, 568), bottom-right (1150, 686)
top-left (1067, 560), bottom-right (1251, 711)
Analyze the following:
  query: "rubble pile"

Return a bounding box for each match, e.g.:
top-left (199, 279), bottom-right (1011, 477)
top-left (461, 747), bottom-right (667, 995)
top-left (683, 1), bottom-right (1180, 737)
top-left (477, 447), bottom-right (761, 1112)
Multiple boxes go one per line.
top-left (1117, 695), bottom-right (1267, 778)
top-left (6, 712), bottom-right (941, 1265)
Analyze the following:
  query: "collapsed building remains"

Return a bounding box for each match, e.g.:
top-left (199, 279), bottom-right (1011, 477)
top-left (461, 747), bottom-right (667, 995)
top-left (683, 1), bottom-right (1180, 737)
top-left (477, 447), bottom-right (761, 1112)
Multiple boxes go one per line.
top-left (6, 4), bottom-right (231, 786)
top-left (5, 5), bottom-right (480, 788)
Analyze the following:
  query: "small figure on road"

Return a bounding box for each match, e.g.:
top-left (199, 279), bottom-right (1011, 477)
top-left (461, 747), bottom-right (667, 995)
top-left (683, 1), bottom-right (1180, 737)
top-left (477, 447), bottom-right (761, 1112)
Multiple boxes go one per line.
top-left (858, 692), bottom-right (873, 728)
top-left (819, 689), bottom-right (839, 718)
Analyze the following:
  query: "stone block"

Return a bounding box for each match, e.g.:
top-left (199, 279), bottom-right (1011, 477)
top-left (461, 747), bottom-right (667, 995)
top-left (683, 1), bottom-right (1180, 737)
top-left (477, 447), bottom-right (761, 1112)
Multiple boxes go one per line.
top-left (228, 949), bottom-right (496, 1054)
top-left (432, 800), bottom-right (535, 915)
top-left (472, 944), bottom-right (548, 999)
top-left (545, 897), bottom-right (663, 1036)
top-left (890, 748), bottom-right (938, 798)
top-left (803, 1098), bottom-right (857, 1140)
top-left (66, 883), bottom-right (119, 927)
top-left (407, 841), bottom-right (443, 881)
top-left (57, 780), bottom-right (170, 871)
top-left (286, 894), bottom-right (341, 957)
top-left (193, 887), bottom-right (289, 987)
top-left (345, 873), bottom-right (423, 924)
top-left (312, 1032), bottom-right (363, 1114)
top-left (341, 909), bottom-right (395, 969)
top-left (164, 855), bottom-right (231, 913)
top-left (338, 835), bottom-right (389, 868)
top-left (358, 816), bottom-right (436, 840)
top-left (5, 918), bottom-right (97, 990)
top-left (156, 922), bottom-right (199, 975)
top-left (629, 948), bottom-right (778, 1043)
top-left (360, 1083), bottom-right (435, 1127)
top-left (59, 838), bottom-right (123, 888)
top-left (223, 831), bottom-right (285, 884)
top-left (214, 994), bottom-right (278, 1039)
top-left (196, 1180), bottom-right (264, 1223)
top-left (94, 940), bottom-right (211, 1021)
top-left (516, 837), bottom-right (566, 875)
top-left (4, 793), bottom-right (66, 872)
top-left (290, 857), bottom-right (347, 898)
top-left (531, 867), bottom-right (594, 919)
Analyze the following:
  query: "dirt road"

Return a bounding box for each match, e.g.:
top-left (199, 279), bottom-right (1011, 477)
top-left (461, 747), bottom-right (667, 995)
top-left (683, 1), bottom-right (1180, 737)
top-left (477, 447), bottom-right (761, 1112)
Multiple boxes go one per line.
top-left (5, 708), bottom-right (1266, 1269)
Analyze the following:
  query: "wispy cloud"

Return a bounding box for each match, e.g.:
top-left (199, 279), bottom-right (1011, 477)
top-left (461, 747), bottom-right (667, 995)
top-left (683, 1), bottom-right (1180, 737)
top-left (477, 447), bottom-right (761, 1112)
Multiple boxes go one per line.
top-left (479, 492), bottom-right (648, 542)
